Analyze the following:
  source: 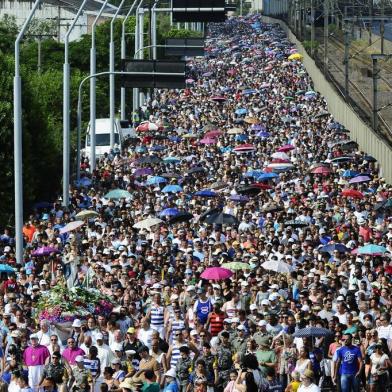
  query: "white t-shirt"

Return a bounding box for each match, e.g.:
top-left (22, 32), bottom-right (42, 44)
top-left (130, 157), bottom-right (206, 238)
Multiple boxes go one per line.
top-left (298, 383), bottom-right (320, 392)
top-left (377, 325), bottom-right (392, 340)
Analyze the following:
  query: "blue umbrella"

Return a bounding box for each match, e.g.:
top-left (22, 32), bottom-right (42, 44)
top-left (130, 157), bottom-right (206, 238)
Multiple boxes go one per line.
top-left (319, 243), bottom-right (349, 254)
top-left (357, 244), bottom-right (387, 255)
top-left (235, 134), bottom-right (248, 142)
top-left (150, 145), bottom-right (166, 151)
top-left (146, 176), bottom-right (167, 185)
top-left (163, 157), bottom-right (181, 164)
top-left (242, 89), bottom-right (257, 95)
top-left (293, 327), bottom-right (333, 338)
top-left (257, 131), bottom-right (271, 138)
top-left (105, 189), bottom-right (132, 199)
top-left (256, 173), bottom-right (279, 180)
top-left (245, 170), bottom-right (264, 178)
top-left (0, 264), bottom-right (15, 273)
top-left (162, 185), bottom-right (183, 193)
top-left (168, 136), bottom-right (181, 142)
top-left (341, 170), bottom-right (358, 178)
top-left (136, 146), bottom-right (147, 153)
top-left (159, 208), bottom-right (179, 217)
top-left (193, 189), bottom-right (218, 198)
top-left (235, 108), bottom-right (248, 116)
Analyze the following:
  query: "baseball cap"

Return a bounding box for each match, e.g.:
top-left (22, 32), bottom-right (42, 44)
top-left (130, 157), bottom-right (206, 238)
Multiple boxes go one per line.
top-left (237, 325), bottom-right (245, 331)
top-left (250, 304), bottom-right (258, 311)
top-left (127, 327), bottom-right (135, 334)
top-left (96, 333), bottom-right (104, 340)
top-left (258, 320), bottom-right (267, 327)
top-left (186, 285), bottom-right (196, 292)
top-left (72, 319), bottom-right (82, 328)
top-left (75, 355), bottom-right (84, 363)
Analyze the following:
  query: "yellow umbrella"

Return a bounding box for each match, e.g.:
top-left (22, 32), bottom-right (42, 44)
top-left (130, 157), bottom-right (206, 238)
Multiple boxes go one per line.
top-left (288, 53), bottom-right (303, 61)
top-left (227, 127), bottom-right (244, 135)
top-left (244, 116), bottom-right (260, 124)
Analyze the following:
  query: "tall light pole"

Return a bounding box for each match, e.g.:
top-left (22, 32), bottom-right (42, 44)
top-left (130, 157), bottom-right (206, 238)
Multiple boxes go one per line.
top-left (14, 0), bottom-right (42, 265)
top-left (110, 0), bottom-right (127, 149)
top-left (87, 0), bottom-right (110, 178)
top-left (121, 0), bottom-right (139, 120)
top-left (63, 0), bottom-right (88, 206)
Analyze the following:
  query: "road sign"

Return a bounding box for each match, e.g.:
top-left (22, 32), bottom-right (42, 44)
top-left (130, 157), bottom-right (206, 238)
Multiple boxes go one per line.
top-left (165, 38), bottom-right (205, 56)
top-left (172, 0), bottom-right (226, 22)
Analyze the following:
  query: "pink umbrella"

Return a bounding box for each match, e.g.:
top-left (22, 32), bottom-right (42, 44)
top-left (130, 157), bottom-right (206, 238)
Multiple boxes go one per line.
top-left (211, 96), bottom-right (226, 102)
top-left (200, 267), bottom-right (233, 280)
top-left (205, 130), bottom-right (223, 138)
top-left (200, 138), bottom-right (217, 145)
top-left (278, 144), bottom-right (295, 152)
top-left (234, 144), bottom-right (256, 152)
top-left (311, 166), bottom-right (331, 175)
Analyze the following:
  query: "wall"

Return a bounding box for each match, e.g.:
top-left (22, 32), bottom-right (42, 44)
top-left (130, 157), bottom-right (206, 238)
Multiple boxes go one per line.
top-left (261, 0), bottom-right (288, 16)
top-left (262, 15), bottom-right (392, 183)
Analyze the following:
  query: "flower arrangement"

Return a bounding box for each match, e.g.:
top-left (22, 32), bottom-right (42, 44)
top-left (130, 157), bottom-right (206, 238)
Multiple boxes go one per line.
top-left (36, 282), bottom-right (115, 323)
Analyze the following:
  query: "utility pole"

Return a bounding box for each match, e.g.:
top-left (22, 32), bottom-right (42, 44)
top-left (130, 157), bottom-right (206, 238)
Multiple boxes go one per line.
top-left (310, 0), bottom-right (315, 56)
top-left (380, 0), bottom-right (385, 54)
top-left (344, 28), bottom-right (349, 99)
top-left (372, 57), bottom-right (378, 131)
top-left (369, 0), bottom-right (373, 45)
top-left (37, 37), bottom-right (42, 73)
top-left (324, 0), bottom-right (329, 75)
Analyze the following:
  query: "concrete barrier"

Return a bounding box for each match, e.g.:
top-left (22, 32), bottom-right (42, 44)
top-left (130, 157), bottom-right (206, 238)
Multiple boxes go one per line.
top-left (261, 15), bottom-right (392, 183)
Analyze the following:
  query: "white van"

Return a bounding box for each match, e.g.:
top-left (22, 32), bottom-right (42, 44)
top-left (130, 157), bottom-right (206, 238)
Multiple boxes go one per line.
top-left (83, 118), bottom-right (122, 158)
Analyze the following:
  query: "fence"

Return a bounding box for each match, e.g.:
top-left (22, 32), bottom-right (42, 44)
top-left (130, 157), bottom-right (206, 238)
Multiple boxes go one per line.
top-left (261, 15), bottom-right (392, 183)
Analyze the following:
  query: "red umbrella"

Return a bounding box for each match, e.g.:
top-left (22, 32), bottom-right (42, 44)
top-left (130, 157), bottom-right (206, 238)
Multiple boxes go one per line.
top-left (271, 159), bottom-right (291, 164)
top-left (252, 183), bottom-right (273, 190)
top-left (311, 166), bottom-right (331, 175)
top-left (341, 189), bottom-right (364, 199)
top-left (278, 144), bottom-right (295, 152)
top-left (200, 267), bottom-right (233, 280)
top-left (211, 96), bottom-right (226, 102)
top-left (234, 144), bottom-right (256, 152)
top-left (205, 130), bottom-right (223, 138)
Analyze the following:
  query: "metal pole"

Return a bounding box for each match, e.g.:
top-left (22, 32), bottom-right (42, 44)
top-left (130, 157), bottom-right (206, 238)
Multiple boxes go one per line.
top-left (63, 0), bottom-right (88, 207)
top-left (152, 2), bottom-right (157, 60)
top-left (14, 0), bottom-right (42, 265)
top-left (138, 8), bottom-right (145, 106)
top-left (110, 0), bottom-right (127, 150)
top-left (88, 0), bottom-right (109, 177)
top-left (133, 1), bottom-right (143, 111)
top-left (380, 0), bottom-right (385, 54)
top-left (344, 28), bottom-right (349, 99)
top-left (310, 0), bottom-right (314, 56)
top-left (369, 0), bottom-right (373, 45)
top-left (323, 0), bottom-right (329, 75)
top-left (37, 36), bottom-right (42, 73)
top-left (240, 0), bottom-right (243, 16)
top-left (372, 57), bottom-right (378, 131)
top-left (121, 0), bottom-right (139, 120)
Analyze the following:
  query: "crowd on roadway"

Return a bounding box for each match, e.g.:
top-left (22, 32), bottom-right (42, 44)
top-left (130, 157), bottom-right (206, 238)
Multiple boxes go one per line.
top-left (1, 12), bottom-right (392, 392)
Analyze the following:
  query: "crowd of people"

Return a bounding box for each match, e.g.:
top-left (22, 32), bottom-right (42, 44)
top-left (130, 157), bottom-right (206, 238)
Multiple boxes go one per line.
top-left (1, 12), bottom-right (392, 392)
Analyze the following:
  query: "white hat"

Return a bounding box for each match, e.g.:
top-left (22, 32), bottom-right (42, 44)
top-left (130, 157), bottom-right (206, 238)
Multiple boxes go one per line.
top-left (231, 317), bottom-right (240, 323)
top-left (250, 304), bottom-right (258, 311)
top-left (75, 355), bottom-right (84, 363)
top-left (240, 281), bottom-right (248, 287)
top-left (186, 285), bottom-right (196, 292)
top-left (152, 283), bottom-right (162, 290)
top-left (302, 305), bottom-right (310, 312)
top-left (30, 334), bottom-right (38, 340)
top-left (190, 330), bottom-right (198, 336)
top-left (72, 319), bottom-right (82, 328)
top-left (112, 343), bottom-right (123, 352)
top-left (224, 318), bottom-right (232, 323)
top-left (165, 368), bottom-right (177, 378)
top-left (96, 333), bottom-right (104, 340)
top-left (261, 299), bottom-right (270, 306)
top-left (337, 295), bottom-right (345, 301)
top-left (270, 284), bottom-right (279, 289)
top-left (237, 325), bottom-right (245, 331)
top-left (212, 284), bottom-right (221, 289)
top-left (258, 320), bottom-right (267, 327)
top-left (39, 279), bottom-right (47, 285)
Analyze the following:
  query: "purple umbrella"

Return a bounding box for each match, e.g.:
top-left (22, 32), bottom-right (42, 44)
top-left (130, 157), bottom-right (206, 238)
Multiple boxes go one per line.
top-left (134, 168), bottom-right (154, 177)
top-left (349, 175), bottom-right (371, 184)
top-left (230, 194), bottom-right (250, 202)
top-left (32, 246), bottom-right (60, 256)
top-left (200, 267), bottom-right (233, 280)
top-left (251, 124), bottom-right (263, 131)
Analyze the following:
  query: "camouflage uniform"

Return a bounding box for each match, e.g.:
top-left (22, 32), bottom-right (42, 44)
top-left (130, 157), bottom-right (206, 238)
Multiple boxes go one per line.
top-left (175, 356), bottom-right (193, 392)
top-left (215, 344), bottom-right (233, 391)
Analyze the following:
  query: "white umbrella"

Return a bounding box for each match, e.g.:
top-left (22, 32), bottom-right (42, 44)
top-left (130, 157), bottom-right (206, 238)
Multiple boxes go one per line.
top-left (271, 152), bottom-right (290, 160)
top-left (133, 218), bottom-right (163, 230)
top-left (261, 259), bottom-right (293, 273)
top-left (59, 220), bottom-right (85, 234)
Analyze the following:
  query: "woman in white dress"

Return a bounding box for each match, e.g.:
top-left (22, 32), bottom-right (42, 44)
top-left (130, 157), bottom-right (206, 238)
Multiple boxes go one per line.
top-left (294, 347), bottom-right (312, 377)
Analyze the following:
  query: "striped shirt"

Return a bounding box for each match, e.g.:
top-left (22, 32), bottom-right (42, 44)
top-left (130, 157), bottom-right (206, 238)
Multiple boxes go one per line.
top-left (170, 342), bottom-right (188, 368)
top-left (150, 305), bottom-right (165, 329)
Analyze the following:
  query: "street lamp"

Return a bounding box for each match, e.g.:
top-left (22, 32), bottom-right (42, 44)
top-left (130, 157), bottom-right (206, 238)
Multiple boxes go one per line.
top-left (63, 0), bottom-right (89, 207)
top-left (109, 0), bottom-right (127, 150)
top-left (14, 0), bottom-right (42, 265)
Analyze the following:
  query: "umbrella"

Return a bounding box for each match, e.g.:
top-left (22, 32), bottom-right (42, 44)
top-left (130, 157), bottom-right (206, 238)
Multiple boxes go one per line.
top-left (221, 262), bottom-right (251, 271)
top-left (349, 176), bottom-right (371, 184)
top-left (194, 189), bottom-right (218, 198)
top-left (205, 212), bottom-right (239, 225)
top-left (237, 185), bottom-right (262, 196)
top-left (341, 189), bottom-right (364, 199)
top-left (341, 170), bottom-right (358, 178)
top-left (186, 167), bottom-right (206, 175)
top-left (288, 53), bottom-right (303, 61)
top-left (252, 183), bottom-right (273, 190)
top-left (75, 210), bottom-right (99, 220)
top-left (75, 177), bottom-right (92, 187)
top-left (314, 110), bottom-right (330, 119)
top-left (357, 244), bottom-right (387, 255)
top-left (261, 259), bottom-right (293, 273)
top-left (136, 155), bottom-right (162, 164)
top-left (135, 146), bottom-right (147, 153)
top-left (162, 185), bottom-right (183, 193)
top-left (236, 134), bottom-right (249, 142)
top-left (256, 173), bottom-right (279, 180)
top-left (210, 181), bottom-right (227, 190)
top-left (293, 327), bottom-right (333, 338)
top-left (227, 128), bottom-right (244, 135)
top-left (244, 117), bottom-right (260, 124)
top-left (159, 208), bottom-right (179, 217)
top-left (271, 152), bottom-right (290, 160)
top-left (161, 172), bottom-right (182, 179)
top-left (133, 218), bottom-right (163, 230)
top-left (0, 264), bottom-right (15, 273)
top-left (134, 168), bottom-right (154, 177)
top-left (31, 246), bottom-right (60, 256)
top-left (200, 267), bottom-right (233, 280)
top-left (277, 144), bottom-right (295, 152)
top-left (59, 220), bottom-right (84, 234)
top-left (230, 194), bottom-right (250, 202)
top-left (234, 144), bottom-right (256, 153)
top-left (364, 155), bottom-right (377, 162)
top-left (245, 170), bottom-right (264, 178)
top-left (211, 95), bottom-right (226, 102)
top-left (262, 204), bottom-right (284, 212)
top-left (319, 243), bottom-right (350, 254)
top-left (146, 176), bottom-right (167, 185)
top-left (311, 166), bottom-right (331, 175)
top-left (330, 156), bottom-right (353, 163)
top-left (104, 189), bottom-right (132, 199)
top-left (136, 121), bottom-right (159, 132)
top-left (168, 212), bottom-right (194, 225)
top-left (235, 108), bottom-right (247, 115)
top-left (284, 220), bottom-right (309, 228)
top-left (205, 130), bottom-right (223, 138)
top-left (267, 163), bottom-right (294, 170)
top-left (200, 138), bottom-right (217, 145)
top-left (163, 157), bottom-right (181, 164)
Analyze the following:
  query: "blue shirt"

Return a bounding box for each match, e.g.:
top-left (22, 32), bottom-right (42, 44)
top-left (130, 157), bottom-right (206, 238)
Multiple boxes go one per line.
top-left (336, 345), bottom-right (362, 375)
top-left (164, 381), bottom-right (179, 392)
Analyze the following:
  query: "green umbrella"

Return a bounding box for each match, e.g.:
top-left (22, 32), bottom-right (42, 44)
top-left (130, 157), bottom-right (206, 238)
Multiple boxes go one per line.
top-left (221, 262), bottom-right (251, 271)
top-left (284, 96), bottom-right (294, 101)
top-left (295, 90), bottom-right (305, 95)
top-left (75, 210), bottom-right (99, 220)
top-left (104, 189), bottom-right (132, 199)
